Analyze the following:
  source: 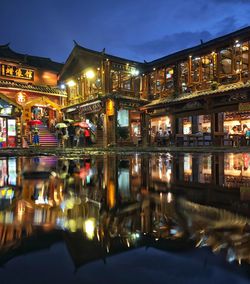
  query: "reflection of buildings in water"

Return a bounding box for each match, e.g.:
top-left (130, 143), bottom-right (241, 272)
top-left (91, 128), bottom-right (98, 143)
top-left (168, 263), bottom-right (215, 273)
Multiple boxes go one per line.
top-left (1, 185), bottom-right (250, 267)
top-left (224, 153), bottom-right (250, 188)
top-left (183, 154), bottom-right (212, 184)
top-left (3, 155), bottom-right (250, 267)
top-left (149, 154), bottom-right (172, 192)
top-left (178, 198), bottom-right (250, 264)
top-left (0, 157), bottom-right (17, 187)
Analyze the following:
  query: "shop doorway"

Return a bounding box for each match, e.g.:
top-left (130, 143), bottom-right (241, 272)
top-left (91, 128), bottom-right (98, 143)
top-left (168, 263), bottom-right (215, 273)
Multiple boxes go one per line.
top-left (0, 117), bottom-right (17, 148)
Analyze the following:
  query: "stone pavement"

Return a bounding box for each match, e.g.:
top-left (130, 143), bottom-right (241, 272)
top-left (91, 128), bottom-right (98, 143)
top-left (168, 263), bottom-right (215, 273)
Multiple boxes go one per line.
top-left (0, 145), bottom-right (250, 156)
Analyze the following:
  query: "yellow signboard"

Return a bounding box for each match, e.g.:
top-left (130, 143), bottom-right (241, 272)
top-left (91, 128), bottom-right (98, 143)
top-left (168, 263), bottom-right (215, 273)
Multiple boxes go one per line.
top-left (106, 99), bottom-right (115, 116)
top-left (23, 106), bottom-right (32, 121)
top-left (1, 64), bottom-right (34, 80)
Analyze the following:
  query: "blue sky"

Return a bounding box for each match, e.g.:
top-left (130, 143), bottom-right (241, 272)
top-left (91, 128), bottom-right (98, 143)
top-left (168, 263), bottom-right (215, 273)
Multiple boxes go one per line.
top-left (1, 0), bottom-right (249, 63)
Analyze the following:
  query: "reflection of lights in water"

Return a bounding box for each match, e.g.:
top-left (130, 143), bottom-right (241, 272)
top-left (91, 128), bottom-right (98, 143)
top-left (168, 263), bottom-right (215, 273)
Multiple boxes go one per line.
top-left (131, 233), bottom-right (140, 239)
top-left (60, 201), bottom-right (66, 212)
top-left (50, 171), bottom-right (57, 177)
top-left (126, 239), bottom-right (130, 247)
top-left (5, 211), bottom-right (13, 224)
top-left (159, 168), bottom-right (162, 180)
top-left (0, 188), bottom-right (14, 199)
top-left (65, 199), bottom-right (74, 209)
top-left (84, 218), bottom-right (95, 239)
top-left (35, 185), bottom-right (49, 205)
top-left (134, 164), bottom-right (139, 173)
top-left (17, 202), bottom-right (25, 221)
top-left (86, 175), bottom-right (91, 184)
top-left (170, 229), bottom-right (177, 235)
top-left (68, 219), bottom-right (77, 232)
top-left (166, 169), bottom-right (171, 183)
top-left (56, 217), bottom-right (67, 229)
top-left (0, 212), bottom-right (3, 223)
top-left (227, 248), bottom-right (236, 263)
top-left (167, 192), bottom-right (172, 203)
top-left (34, 209), bottom-right (43, 224)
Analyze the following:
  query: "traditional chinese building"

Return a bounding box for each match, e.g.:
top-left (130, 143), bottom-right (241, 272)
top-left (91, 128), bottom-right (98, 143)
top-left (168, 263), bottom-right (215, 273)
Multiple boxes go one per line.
top-left (0, 44), bottom-right (66, 147)
top-left (60, 27), bottom-right (250, 147)
top-left (59, 42), bottom-right (148, 147)
top-left (141, 26), bottom-right (250, 147)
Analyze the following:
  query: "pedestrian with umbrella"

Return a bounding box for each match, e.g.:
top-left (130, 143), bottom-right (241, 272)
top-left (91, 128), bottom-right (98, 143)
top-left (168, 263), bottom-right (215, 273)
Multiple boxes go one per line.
top-left (55, 122), bottom-right (68, 129)
top-left (28, 119), bottom-right (42, 126)
top-left (55, 123), bottom-right (68, 148)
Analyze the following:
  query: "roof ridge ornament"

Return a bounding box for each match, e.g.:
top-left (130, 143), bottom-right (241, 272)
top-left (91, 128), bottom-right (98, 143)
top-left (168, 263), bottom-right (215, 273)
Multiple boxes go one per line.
top-left (73, 40), bottom-right (79, 46)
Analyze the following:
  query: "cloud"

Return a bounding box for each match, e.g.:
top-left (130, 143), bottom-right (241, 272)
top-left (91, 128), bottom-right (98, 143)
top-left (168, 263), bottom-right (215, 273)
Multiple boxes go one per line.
top-left (211, 0), bottom-right (250, 3)
top-left (131, 16), bottom-right (249, 61)
top-left (131, 30), bottom-right (213, 60)
top-left (214, 16), bottom-right (241, 36)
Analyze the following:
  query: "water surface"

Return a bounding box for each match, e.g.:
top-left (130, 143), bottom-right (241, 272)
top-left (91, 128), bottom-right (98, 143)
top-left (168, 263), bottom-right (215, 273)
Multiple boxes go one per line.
top-left (0, 153), bottom-right (250, 283)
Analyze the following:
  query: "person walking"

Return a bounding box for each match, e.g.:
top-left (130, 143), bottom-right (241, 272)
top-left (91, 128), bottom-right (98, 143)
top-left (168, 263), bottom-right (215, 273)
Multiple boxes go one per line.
top-left (32, 127), bottom-right (40, 146)
top-left (84, 127), bottom-right (91, 146)
top-left (56, 128), bottom-right (63, 147)
top-left (75, 127), bottom-right (80, 147)
top-left (67, 123), bottom-right (76, 148)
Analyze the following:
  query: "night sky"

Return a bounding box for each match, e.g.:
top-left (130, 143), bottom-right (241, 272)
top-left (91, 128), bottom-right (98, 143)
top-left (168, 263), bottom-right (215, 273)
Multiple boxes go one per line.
top-left (1, 0), bottom-right (249, 63)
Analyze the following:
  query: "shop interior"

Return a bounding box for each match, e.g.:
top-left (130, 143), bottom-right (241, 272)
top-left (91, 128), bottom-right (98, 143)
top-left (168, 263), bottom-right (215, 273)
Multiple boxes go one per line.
top-left (224, 112), bottom-right (250, 133)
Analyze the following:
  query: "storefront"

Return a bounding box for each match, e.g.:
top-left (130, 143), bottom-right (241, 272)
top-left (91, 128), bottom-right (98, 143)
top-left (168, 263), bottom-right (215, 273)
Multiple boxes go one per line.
top-left (149, 115), bottom-right (172, 145)
top-left (0, 96), bottom-right (21, 148)
top-left (224, 111), bottom-right (250, 133)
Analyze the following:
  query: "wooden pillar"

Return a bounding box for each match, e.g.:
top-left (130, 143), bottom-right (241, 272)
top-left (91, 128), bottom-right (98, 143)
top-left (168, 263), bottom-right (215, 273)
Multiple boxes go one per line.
top-left (188, 56), bottom-right (192, 85)
top-left (211, 112), bottom-right (224, 145)
top-left (106, 155), bottom-right (118, 209)
top-left (192, 115), bottom-right (198, 134)
top-left (173, 63), bottom-right (180, 97)
top-left (105, 99), bottom-right (117, 146)
top-left (175, 117), bottom-right (183, 135)
top-left (101, 60), bottom-right (105, 95)
top-left (212, 153), bottom-right (224, 186)
top-left (216, 51), bottom-right (221, 83)
top-left (248, 41), bottom-right (250, 81)
top-left (169, 114), bottom-right (175, 136)
top-left (104, 60), bottom-right (110, 93)
top-left (141, 111), bottom-right (150, 147)
top-left (192, 156), bottom-right (199, 183)
top-left (199, 58), bottom-right (202, 83)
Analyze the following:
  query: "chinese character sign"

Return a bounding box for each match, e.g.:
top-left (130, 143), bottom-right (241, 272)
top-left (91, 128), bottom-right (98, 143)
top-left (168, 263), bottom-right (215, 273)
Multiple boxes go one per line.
top-left (1, 64), bottom-right (34, 80)
top-left (16, 92), bottom-right (27, 105)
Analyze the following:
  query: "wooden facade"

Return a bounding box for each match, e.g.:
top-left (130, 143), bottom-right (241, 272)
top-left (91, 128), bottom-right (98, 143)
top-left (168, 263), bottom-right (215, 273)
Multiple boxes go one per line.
top-left (60, 26), bottom-right (250, 147)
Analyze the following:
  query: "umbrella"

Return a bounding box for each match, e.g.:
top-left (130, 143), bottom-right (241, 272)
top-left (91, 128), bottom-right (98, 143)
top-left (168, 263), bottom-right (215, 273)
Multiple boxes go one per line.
top-left (63, 119), bottom-right (74, 124)
top-left (74, 121), bottom-right (89, 128)
top-left (55, 122), bottom-right (68, 128)
top-left (28, 119), bottom-right (42, 126)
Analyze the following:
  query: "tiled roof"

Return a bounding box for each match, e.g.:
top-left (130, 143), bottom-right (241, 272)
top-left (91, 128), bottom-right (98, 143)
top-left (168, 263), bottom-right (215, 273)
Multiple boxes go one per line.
top-left (0, 79), bottom-right (67, 97)
top-left (147, 26), bottom-right (250, 68)
top-left (0, 44), bottom-right (63, 72)
top-left (107, 93), bottom-right (148, 103)
top-left (144, 81), bottom-right (250, 109)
